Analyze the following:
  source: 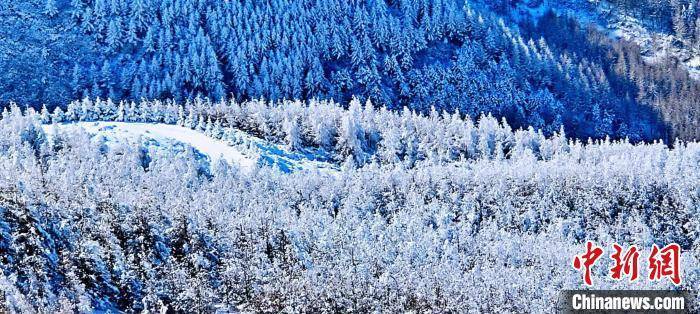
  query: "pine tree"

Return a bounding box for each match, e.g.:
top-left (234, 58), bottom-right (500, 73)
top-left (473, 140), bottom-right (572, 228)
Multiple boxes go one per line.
top-left (44, 0), bottom-right (58, 17)
top-left (284, 116), bottom-right (303, 151)
top-left (65, 102), bottom-right (78, 122)
top-left (196, 116), bottom-right (206, 131)
top-left (93, 97), bottom-right (104, 120)
top-left (127, 101), bottom-right (138, 122)
top-left (116, 101), bottom-right (126, 121)
top-left (336, 99), bottom-right (365, 163)
top-left (52, 107), bottom-right (65, 123)
top-left (212, 120), bottom-right (223, 139)
top-left (40, 105), bottom-right (51, 124)
top-left (185, 110), bottom-right (196, 129)
top-left (71, 65), bottom-right (83, 99)
top-left (204, 117), bottom-right (213, 136)
top-left (177, 106), bottom-right (185, 126)
top-left (107, 19), bottom-right (122, 51)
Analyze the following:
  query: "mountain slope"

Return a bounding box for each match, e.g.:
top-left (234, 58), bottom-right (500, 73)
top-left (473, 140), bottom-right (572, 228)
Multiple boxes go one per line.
top-left (481, 0), bottom-right (700, 140)
top-left (1, 0), bottom-right (673, 141)
top-left (507, 0), bottom-right (700, 75)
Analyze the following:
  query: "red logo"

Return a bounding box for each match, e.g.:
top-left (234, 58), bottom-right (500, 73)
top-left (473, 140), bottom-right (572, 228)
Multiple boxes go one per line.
top-left (573, 242), bottom-right (681, 286)
top-left (648, 243), bottom-right (681, 285)
top-left (610, 244), bottom-right (640, 282)
top-left (573, 241), bottom-right (604, 286)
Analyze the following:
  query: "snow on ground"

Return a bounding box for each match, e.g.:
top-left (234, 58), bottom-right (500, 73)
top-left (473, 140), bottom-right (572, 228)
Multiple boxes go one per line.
top-left (42, 122), bottom-right (339, 174)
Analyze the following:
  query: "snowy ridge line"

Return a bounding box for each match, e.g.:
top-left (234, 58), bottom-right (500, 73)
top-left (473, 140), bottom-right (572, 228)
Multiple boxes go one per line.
top-left (44, 121), bottom-right (340, 174)
top-left (12, 96), bottom-right (695, 173)
top-left (42, 122), bottom-right (258, 171)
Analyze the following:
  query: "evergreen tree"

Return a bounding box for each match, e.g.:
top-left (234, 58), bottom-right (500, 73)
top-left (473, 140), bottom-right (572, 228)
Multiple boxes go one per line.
top-left (44, 0), bottom-right (58, 17)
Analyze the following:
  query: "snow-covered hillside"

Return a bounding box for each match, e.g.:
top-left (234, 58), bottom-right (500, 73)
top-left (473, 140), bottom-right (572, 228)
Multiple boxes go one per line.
top-left (512, 0), bottom-right (700, 77)
top-left (2, 101), bottom-right (700, 313)
top-left (42, 122), bottom-right (338, 174)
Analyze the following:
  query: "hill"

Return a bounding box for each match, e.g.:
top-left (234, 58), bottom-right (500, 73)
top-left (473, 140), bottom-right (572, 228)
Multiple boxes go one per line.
top-left (0, 99), bottom-right (698, 312)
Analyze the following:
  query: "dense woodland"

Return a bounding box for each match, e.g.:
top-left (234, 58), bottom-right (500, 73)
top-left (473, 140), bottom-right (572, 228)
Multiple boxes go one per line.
top-left (518, 12), bottom-right (700, 140)
top-left (0, 100), bottom-right (698, 312)
top-left (4, 0), bottom-right (691, 141)
top-left (3, 0), bottom-right (700, 312)
top-left (495, 0), bottom-right (700, 141)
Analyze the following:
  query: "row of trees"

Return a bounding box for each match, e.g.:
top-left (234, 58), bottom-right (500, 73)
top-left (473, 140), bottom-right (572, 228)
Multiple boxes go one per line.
top-left (0, 101), bottom-right (698, 312)
top-left (28, 97), bottom-right (587, 168)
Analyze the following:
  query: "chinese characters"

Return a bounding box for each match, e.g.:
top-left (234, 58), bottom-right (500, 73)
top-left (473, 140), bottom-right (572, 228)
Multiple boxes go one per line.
top-left (573, 242), bottom-right (681, 286)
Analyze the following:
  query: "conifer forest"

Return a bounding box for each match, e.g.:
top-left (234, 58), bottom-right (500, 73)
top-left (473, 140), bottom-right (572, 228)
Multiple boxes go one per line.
top-left (1, 0), bottom-right (699, 312)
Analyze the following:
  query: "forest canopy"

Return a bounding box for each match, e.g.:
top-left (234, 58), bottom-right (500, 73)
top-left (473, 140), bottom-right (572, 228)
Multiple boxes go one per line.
top-left (4, 0), bottom-right (692, 141)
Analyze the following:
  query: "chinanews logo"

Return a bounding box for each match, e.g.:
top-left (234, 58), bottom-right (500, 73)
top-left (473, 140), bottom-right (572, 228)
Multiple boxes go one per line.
top-left (560, 242), bottom-right (691, 313)
top-left (572, 241), bottom-right (681, 286)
